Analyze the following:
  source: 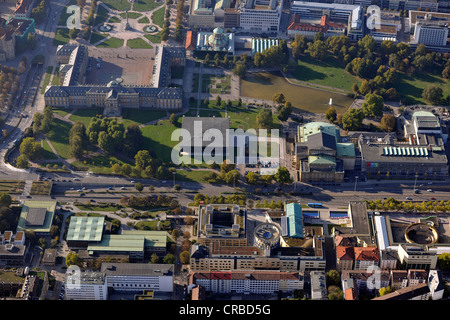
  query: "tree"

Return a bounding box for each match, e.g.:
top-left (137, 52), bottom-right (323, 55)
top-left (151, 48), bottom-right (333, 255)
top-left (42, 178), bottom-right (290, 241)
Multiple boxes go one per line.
top-left (422, 85), bottom-right (443, 105)
top-left (169, 113), bottom-right (178, 125)
top-left (180, 251), bottom-right (190, 264)
top-left (19, 137), bottom-right (42, 160)
top-left (379, 286), bottom-right (393, 296)
top-left (65, 252), bottom-right (83, 268)
top-left (442, 66), bottom-right (450, 80)
top-left (342, 108), bottom-right (364, 131)
top-left (313, 31), bottom-right (324, 42)
top-left (326, 270), bottom-right (340, 287)
top-left (150, 253), bottom-right (160, 264)
top-left (69, 28), bottom-right (79, 39)
top-left (325, 106), bottom-right (337, 123)
top-left (134, 182), bottom-right (144, 192)
top-left (328, 285), bottom-right (343, 300)
top-left (163, 253), bottom-right (176, 264)
top-left (224, 170), bottom-right (240, 185)
top-left (232, 62), bottom-right (247, 78)
top-left (97, 131), bottom-right (115, 153)
top-left (272, 93), bottom-right (286, 105)
top-left (274, 167), bottom-right (291, 184)
top-left (0, 193), bottom-right (12, 208)
top-left (384, 87), bottom-right (398, 101)
top-left (135, 150), bottom-right (153, 171)
top-left (362, 93), bottom-right (384, 118)
top-left (278, 101), bottom-right (292, 121)
top-left (380, 114), bottom-right (396, 132)
top-left (359, 80), bottom-right (371, 95)
top-left (27, 33), bottom-right (37, 50)
top-left (173, 24), bottom-right (183, 42)
top-left (69, 121), bottom-right (87, 159)
top-left (245, 171), bottom-right (259, 184)
top-left (308, 40), bottom-right (328, 61)
top-left (256, 109), bottom-right (273, 129)
top-left (16, 154), bottom-right (29, 169)
top-left (123, 123), bottom-right (144, 157)
top-left (358, 34), bottom-right (376, 53)
top-left (291, 35), bottom-right (308, 59)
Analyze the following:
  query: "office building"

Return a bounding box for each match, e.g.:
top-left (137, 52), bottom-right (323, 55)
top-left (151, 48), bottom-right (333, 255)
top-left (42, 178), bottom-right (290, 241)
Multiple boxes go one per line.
top-left (101, 263), bottom-right (174, 293)
top-left (239, 0), bottom-right (283, 32)
top-left (409, 11), bottom-right (450, 46)
top-left (188, 270), bottom-right (304, 294)
top-left (65, 271), bottom-right (108, 300)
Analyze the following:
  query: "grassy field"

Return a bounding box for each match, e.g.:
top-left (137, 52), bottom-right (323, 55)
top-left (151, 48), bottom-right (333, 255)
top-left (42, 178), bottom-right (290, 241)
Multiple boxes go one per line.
top-left (151, 6), bottom-right (165, 27)
top-left (121, 109), bottom-right (167, 127)
top-left (46, 118), bottom-right (72, 159)
top-left (71, 154), bottom-right (134, 174)
top-left (119, 11), bottom-right (142, 19)
top-left (97, 37), bottom-right (124, 48)
top-left (41, 66), bottom-right (53, 94)
top-left (53, 28), bottom-right (70, 46)
top-left (90, 32), bottom-right (108, 45)
top-left (42, 139), bottom-right (59, 160)
top-left (133, 0), bottom-right (162, 11)
top-left (53, 107), bottom-right (73, 117)
top-left (69, 108), bottom-right (103, 126)
top-left (290, 55), bottom-right (358, 92)
top-left (140, 119), bottom-right (180, 163)
top-left (138, 16), bottom-right (150, 23)
top-left (126, 38), bottom-right (153, 49)
top-left (396, 72), bottom-right (450, 105)
top-left (94, 4), bottom-right (110, 26)
top-left (144, 32), bottom-right (161, 44)
top-left (175, 170), bottom-right (212, 183)
top-left (108, 15), bottom-right (121, 23)
top-left (101, 0), bottom-right (131, 11)
top-left (0, 180), bottom-right (25, 194)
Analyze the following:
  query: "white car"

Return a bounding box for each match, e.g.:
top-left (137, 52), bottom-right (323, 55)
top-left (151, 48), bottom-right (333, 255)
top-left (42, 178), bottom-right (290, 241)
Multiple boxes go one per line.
top-left (427, 189), bottom-right (433, 192)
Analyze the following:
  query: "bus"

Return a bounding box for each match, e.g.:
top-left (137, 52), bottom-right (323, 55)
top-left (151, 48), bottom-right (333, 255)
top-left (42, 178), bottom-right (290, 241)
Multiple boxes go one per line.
top-left (307, 203), bottom-right (322, 208)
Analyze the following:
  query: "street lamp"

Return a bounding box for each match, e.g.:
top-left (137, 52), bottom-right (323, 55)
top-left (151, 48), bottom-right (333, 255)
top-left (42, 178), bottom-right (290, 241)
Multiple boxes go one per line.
top-left (173, 171), bottom-right (176, 189)
top-left (354, 176), bottom-right (358, 195)
top-left (414, 173), bottom-right (418, 194)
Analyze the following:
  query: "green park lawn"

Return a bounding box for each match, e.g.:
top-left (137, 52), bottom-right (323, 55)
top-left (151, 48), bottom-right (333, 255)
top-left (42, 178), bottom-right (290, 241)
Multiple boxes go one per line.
top-left (100, 0), bottom-right (131, 11)
top-left (119, 11), bottom-right (142, 19)
top-left (121, 109), bottom-right (167, 127)
top-left (175, 170), bottom-right (212, 183)
top-left (133, 0), bottom-right (162, 11)
top-left (41, 66), bottom-right (53, 94)
top-left (144, 31), bottom-right (161, 44)
top-left (52, 107), bottom-right (73, 117)
top-left (126, 38), bottom-right (153, 49)
top-left (45, 118), bottom-right (72, 159)
top-left (42, 140), bottom-right (58, 160)
top-left (53, 28), bottom-right (70, 46)
top-left (97, 37), bottom-right (124, 48)
top-left (71, 154), bottom-right (134, 174)
top-left (138, 16), bottom-right (150, 23)
top-left (94, 4), bottom-right (110, 26)
top-left (108, 15), bottom-right (121, 23)
top-left (151, 6), bottom-right (165, 27)
top-left (57, 0), bottom-right (77, 26)
top-left (90, 32), bottom-right (108, 45)
top-left (396, 72), bottom-right (450, 105)
top-left (69, 108), bottom-right (103, 126)
top-left (140, 119), bottom-right (181, 164)
top-left (290, 55), bottom-right (358, 92)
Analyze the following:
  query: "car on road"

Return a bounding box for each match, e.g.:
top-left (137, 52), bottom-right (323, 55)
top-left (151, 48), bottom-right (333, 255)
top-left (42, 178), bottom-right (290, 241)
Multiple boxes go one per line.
top-left (107, 187), bottom-right (113, 190)
top-left (405, 197), bottom-right (412, 200)
top-left (427, 189), bottom-right (433, 192)
top-left (430, 197), bottom-right (436, 200)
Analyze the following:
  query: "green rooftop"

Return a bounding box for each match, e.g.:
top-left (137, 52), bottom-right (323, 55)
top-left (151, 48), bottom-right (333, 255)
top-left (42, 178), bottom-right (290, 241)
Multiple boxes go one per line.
top-left (336, 142), bottom-right (356, 157)
top-left (298, 122), bottom-right (340, 142)
top-left (308, 155), bottom-right (337, 166)
top-left (88, 234), bottom-right (145, 253)
top-left (66, 216), bottom-right (105, 242)
top-left (17, 201), bottom-right (57, 234)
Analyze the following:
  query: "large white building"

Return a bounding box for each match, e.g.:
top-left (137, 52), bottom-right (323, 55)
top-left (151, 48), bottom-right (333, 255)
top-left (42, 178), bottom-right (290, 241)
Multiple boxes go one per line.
top-left (65, 271), bottom-right (108, 300)
top-left (290, 1), bottom-right (364, 40)
top-left (239, 0), bottom-right (283, 32)
top-left (189, 270), bottom-right (304, 294)
top-left (100, 263), bottom-right (174, 293)
top-left (409, 11), bottom-right (450, 47)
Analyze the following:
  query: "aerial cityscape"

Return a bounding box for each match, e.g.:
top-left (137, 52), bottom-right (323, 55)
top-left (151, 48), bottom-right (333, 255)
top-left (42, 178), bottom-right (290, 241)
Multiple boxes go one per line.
top-left (0, 0), bottom-right (449, 307)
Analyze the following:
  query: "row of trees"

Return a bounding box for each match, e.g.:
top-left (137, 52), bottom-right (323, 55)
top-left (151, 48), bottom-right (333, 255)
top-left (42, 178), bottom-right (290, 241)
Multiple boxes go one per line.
top-left (31, 0), bottom-right (50, 23)
top-left (366, 198), bottom-right (450, 213)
